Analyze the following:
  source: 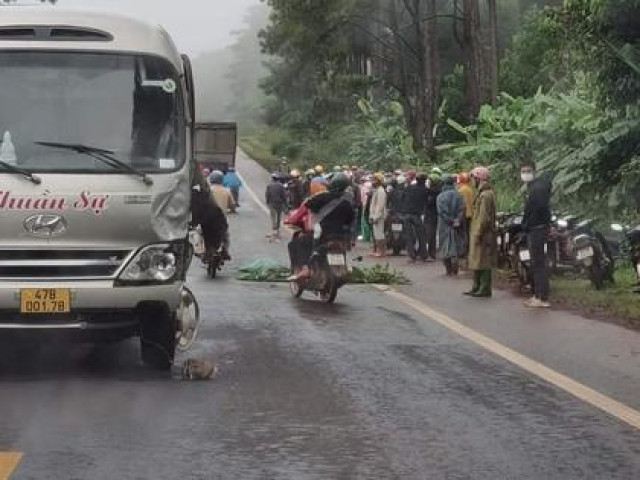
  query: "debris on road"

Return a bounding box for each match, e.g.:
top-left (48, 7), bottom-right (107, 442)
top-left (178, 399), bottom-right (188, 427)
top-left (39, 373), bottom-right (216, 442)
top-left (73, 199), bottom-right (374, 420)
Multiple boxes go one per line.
top-left (182, 359), bottom-right (218, 381)
top-left (349, 264), bottom-right (410, 285)
top-left (237, 257), bottom-right (290, 282)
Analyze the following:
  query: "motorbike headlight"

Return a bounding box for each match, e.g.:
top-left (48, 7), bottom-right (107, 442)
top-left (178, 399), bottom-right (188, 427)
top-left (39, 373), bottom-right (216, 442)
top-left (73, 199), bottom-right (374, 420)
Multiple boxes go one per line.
top-left (557, 220), bottom-right (568, 229)
top-left (118, 244), bottom-right (179, 284)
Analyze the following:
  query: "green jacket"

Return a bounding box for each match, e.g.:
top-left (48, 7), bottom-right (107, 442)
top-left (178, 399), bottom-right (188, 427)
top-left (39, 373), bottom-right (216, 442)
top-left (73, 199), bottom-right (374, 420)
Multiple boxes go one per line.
top-left (469, 182), bottom-right (497, 270)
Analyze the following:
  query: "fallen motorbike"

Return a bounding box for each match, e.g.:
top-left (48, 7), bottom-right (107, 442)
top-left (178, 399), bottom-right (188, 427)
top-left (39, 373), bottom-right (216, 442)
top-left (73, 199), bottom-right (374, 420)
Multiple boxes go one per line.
top-left (611, 222), bottom-right (640, 292)
top-left (386, 212), bottom-right (406, 256)
top-left (290, 233), bottom-right (350, 305)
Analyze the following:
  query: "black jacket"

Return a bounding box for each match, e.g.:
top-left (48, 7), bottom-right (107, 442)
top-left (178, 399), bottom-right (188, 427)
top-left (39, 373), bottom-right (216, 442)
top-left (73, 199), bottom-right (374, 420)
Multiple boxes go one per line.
top-left (523, 176), bottom-right (552, 232)
top-left (400, 183), bottom-right (428, 216)
top-left (424, 185), bottom-right (441, 223)
top-left (388, 185), bottom-right (406, 213)
top-left (191, 168), bottom-right (228, 248)
top-left (265, 181), bottom-right (287, 209)
top-left (306, 192), bottom-right (355, 237)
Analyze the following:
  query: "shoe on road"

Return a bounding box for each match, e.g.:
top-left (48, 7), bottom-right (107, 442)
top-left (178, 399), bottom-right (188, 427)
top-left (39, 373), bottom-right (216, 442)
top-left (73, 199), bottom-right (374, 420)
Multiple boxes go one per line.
top-left (470, 292), bottom-right (492, 298)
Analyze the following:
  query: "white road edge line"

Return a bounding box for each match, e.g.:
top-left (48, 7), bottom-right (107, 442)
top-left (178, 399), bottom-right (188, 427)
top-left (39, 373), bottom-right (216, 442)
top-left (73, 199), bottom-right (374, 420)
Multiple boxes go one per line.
top-left (376, 285), bottom-right (640, 431)
top-left (235, 171), bottom-right (270, 215)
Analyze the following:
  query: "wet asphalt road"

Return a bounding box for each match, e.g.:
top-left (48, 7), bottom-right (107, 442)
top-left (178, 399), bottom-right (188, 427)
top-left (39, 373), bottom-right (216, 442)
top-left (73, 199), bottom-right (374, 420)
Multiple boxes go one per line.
top-left (0, 154), bottom-right (639, 479)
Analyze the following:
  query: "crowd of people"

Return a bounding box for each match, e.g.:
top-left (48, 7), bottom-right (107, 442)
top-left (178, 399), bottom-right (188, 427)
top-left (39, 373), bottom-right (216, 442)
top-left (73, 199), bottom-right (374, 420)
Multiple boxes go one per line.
top-left (269, 160), bottom-right (551, 307)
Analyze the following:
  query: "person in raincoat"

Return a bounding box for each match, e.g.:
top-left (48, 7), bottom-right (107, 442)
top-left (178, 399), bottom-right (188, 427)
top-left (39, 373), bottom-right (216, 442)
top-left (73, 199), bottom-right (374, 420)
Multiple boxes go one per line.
top-left (369, 174), bottom-right (388, 257)
top-left (457, 172), bottom-right (474, 257)
top-left (223, 167), bottom-right (243, 207)
top-left (465, 166), bottom-right (497, 298)
top-left (437, 176), bottom-right (466, 275)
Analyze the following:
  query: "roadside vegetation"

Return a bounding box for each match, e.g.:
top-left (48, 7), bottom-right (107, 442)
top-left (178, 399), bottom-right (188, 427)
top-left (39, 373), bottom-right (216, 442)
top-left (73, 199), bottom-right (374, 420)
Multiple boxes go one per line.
top-left (222, 0), bottom-right (639, 321)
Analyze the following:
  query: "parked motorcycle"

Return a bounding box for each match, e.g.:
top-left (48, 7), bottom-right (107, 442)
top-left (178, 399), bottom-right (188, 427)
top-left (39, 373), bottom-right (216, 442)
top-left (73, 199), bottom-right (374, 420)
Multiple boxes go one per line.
top-left (571, 219), bottom-right (615, 290)
top-left (546, 214), bottom-right (580, 273)
top-left (386, 212), bottom-right (406, 256)
top-left (611, 222), bottom-right (640, 292)
top-left (496, 212), bottom-right (516, 268)
top-left (290, 238), bottom-right (349, 304)
top-left (504, 214), bottom-right (525, 274)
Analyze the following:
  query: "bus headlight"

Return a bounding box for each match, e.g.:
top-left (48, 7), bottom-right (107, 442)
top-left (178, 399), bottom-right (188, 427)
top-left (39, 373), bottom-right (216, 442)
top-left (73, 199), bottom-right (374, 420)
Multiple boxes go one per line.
top-left (118, 244), bottom-right (179, 284)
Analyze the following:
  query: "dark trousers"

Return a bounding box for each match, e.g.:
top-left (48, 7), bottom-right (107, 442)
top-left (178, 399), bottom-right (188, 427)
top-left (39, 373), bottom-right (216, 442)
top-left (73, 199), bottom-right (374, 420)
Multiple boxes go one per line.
top-left (231, 189), bottom-right (240, 206)
top-left (528, 227), bottom-right (550, 301)
top-left (406, 214), bottom-right (427, 260)
top-left (472, 270), bottom-right (492, 295)
top-left (424, 220), bottom-right (437, 259)
top-left (463, 217), bottom-right (472, 258)
top-left (288, 233), bottom-right (313, 270)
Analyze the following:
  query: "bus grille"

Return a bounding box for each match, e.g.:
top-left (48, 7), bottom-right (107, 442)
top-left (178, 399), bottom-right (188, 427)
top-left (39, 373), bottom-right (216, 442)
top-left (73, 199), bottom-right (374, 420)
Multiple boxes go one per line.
top-left (0, 250), bottom-right (131, 279)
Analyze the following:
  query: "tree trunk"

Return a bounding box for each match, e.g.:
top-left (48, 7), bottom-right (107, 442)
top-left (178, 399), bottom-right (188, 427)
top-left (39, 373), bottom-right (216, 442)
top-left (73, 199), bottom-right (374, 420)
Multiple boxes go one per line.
top-left (422, 0), bottom-right (440, 157)
top-left (486, 0), bottom-right (499, 105)
top-left (461, 0), bottom-right (483, 121)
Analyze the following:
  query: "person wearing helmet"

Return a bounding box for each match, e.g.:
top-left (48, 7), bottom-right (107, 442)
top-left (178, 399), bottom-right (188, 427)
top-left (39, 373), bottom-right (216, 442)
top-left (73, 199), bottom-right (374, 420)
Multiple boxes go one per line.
top-left (288, 169), bottom-right (304, 209)
top-left (457, 172), bottom-right (474, 257)
top-left (314, 165), bottom-right (325, 175)
top-left (223, 167), bottom-right (243, 207)
top-left (465, 166), bottom-right (497, 298)
top-left (310, 170), bottom-right (328, 196)
top-left (288, 173), bottom-right (355, 280)
top-left (265, 172), bottom-right (288, 241)
top-left (191, 168), bottom-right (230, 263)
top-left (209, 170), bottom-right (236, 214)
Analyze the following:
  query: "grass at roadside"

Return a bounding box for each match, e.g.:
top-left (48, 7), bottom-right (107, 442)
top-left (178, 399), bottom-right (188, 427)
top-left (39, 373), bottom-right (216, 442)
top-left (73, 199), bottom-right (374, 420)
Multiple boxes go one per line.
top-left (239, 134), bottom-right (278, 172)
top-left (499, 267), bottom-right (639, 329)
top-left (550, 268), bottom-right (640, 326)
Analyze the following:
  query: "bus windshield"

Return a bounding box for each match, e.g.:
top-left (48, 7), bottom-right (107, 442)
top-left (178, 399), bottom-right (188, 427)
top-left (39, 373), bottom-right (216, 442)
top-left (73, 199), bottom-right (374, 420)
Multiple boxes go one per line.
top-left (0, 51), bottom-right (185, 173)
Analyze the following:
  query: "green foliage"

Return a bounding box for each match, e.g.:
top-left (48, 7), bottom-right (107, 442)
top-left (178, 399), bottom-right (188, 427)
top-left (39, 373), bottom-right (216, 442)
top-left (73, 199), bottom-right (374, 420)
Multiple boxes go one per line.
top-left (440, 86), bottom-right (640, 218)
top-left (499, 7), bottom-right (567, 97)
top-left (349, 264), bottom-right (410, 285)
top-left (344, 98), bottom-right (420, 171)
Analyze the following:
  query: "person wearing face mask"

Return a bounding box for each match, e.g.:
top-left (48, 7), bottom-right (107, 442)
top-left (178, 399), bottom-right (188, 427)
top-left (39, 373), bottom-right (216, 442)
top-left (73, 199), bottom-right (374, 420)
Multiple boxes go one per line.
top-left (521, 160), bottom-right (552, 308)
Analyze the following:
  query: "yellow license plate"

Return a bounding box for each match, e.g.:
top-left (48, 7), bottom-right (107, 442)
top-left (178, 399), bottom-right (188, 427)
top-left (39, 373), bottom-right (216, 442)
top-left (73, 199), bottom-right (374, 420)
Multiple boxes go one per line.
top-left (20, 288), bottom-right (71, 314)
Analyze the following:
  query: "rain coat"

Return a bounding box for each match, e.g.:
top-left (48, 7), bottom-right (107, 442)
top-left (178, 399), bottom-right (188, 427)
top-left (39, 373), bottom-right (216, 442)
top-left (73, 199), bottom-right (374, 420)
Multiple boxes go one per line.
top-left (369, 185), bottom-right (388, 240)
top-left (469, 182), bottom-right (497, 270)
top-left (437, 183), bottom-right (466, 260)
top-left (223, 171), bottom-right (242, 191)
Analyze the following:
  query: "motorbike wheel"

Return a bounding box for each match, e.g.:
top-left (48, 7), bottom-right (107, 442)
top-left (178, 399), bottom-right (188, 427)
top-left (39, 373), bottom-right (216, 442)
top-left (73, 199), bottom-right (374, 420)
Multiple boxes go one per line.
top-left (588, 265), bottom-right (605, 290)
top-left (318, 277), bottom-right (338, 304)
top-left (290, 281), bottom-right (304, 298)
top-left (207, 261), bottom-right (218, 279)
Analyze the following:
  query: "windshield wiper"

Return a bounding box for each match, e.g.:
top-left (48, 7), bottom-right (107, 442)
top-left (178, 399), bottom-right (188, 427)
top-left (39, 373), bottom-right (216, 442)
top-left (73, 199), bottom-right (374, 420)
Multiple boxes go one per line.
top-left (35, 141), bottom-right (153, 186)
top-left (0, 159), bottom-right (42, 185)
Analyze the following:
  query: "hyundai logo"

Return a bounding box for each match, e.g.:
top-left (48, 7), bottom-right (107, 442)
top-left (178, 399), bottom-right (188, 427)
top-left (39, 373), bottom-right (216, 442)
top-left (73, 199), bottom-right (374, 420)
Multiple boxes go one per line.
top-left (23, 214), bottom-right (68, 238)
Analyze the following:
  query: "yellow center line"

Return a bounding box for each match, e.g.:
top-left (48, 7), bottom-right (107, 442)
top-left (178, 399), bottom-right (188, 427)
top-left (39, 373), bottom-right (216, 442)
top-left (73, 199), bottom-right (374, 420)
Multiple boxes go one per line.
top-left (377, 285), bottom-right (640, 431)
top-left (0, 452), bottom-right (23, 480)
